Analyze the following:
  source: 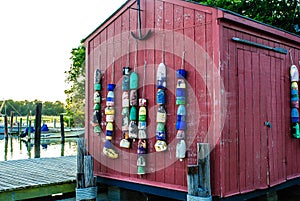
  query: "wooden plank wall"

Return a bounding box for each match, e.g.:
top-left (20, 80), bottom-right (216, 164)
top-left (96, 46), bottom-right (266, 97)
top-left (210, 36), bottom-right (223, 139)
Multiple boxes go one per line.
top-left (85, 0), bottom-right (220, 194)
top-left (220, 20), bottom-right (300, 197)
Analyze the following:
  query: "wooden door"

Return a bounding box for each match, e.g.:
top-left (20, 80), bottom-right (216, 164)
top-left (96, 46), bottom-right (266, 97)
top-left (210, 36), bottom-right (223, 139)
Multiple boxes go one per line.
top-left (237, 48), bottom-right (286, 193)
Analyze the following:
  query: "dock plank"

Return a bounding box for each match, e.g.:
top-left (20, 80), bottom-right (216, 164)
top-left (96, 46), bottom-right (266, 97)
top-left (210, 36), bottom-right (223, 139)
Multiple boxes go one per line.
top-left (0, 156), bottom-right (76, 200)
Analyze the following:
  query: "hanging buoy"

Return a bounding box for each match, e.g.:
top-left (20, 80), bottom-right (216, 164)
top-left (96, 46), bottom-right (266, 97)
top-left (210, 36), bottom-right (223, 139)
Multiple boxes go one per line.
top-left (292, 82), bottom-right (298, 90)
top-left (292, 123), bottom-right (300, 139)
top-left (130, 106), bottom-right (138, 121)
top-left (176, 130), bottom-right (185, 140)
top-left (106, 91), bottom-right (115, 106)
top-left (130, 72), bottom-right (139, 90)
top-left (123, 66), bottom-right (130, 75)
top-left (120, 138), bottom-right (131, 148)
top-left (290, 65), bottom-right (299, 82)
top-left (156, 123), bottom-right (166, 140)
top-left (94, 91), bottom-right (101, 103)
top-left (156, 89), bottom-right (166, 105)
top-left (139, 107), bottom-right (147, 121)
top-left (138, 121), bottom-right (146, 130)
top-left (137, 155), bottom-right (146, 166)
top-left (156, 106), bottom-right (167, 123)
top-left (138, 129), bottom-right (147, 139)
top-left (107, 84), bottom-right (116, 91)
top-left (154, 140), bottom-right (167, 152)
top-left (137, 139), bottom-right (147, 154)
top-left (291, 108), bottom-right (299, 123)
top-left (122, 108), bottom-right (130, 131)
top-left (122, 75), bottom-right (130, 91)
top-left (94, 69), bottom-right (102, 91)
top-left (130, 90), bottom-right (138, 106)
top-left (157, 63), bottom-right (167, 89)
top-left (176, 140), bottom-right (186, 159)
top-left (94, 104), bottom-right (100, 110)
top-left (122, 91), bottom-right (130, 108)
top-left (103, 140), bottom-right (118, 159)
top-left (129, 121), bottom-right (138, 139)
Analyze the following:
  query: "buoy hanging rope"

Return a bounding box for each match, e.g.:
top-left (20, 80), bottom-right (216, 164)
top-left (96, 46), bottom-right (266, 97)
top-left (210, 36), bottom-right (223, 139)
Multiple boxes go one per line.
top-left (175, 51), bottom-right (187, 160)
top-left (91, 50), bottom-right (103, 134)
top-left (290, 50), bottom-right (300, 139)
top-left (129, 41), bottom-right (139, 140)
top-left (103, 57), bottom-right (119, 159)
top-left (154, 34), bottom-right (167, 152)
top-left (120, 41), bottom-right (131, 149)
top-left (137, 60), bottom-right (147, 175)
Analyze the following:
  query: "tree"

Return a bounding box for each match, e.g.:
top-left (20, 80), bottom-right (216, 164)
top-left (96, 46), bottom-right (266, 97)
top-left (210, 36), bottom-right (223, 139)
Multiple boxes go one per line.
top-left (0, 99), bottom-right (65, 116)
top-left (196, 0), bottom-right (299, 34)
top-left (64, 40), bottom-right (86, 127)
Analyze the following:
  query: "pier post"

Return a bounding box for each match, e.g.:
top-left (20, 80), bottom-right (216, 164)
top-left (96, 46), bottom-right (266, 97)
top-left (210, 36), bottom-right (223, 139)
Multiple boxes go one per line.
top-left (76, 138), bottom-right (97, 201)
top-left (10, 111), bottom-right (14, 134)
top-left (4, 115), bottom-right (8, 139)
top-left (60, 114), bottom-right (65, 143)
top-left (34, 103), bottom-right (42, 158)
top-left (77, 138), bottom-right (85, 189)
top-left (28, 120), bottom-right (32, 138)
top-left (19, 118), bottom-right (23, 135)
top-left (187, 143), bottom-right (212, 201)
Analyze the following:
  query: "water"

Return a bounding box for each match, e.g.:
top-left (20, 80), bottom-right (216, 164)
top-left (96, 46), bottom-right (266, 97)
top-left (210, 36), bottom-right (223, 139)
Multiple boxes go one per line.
top-left (0, 134), bottom-right (78, 161)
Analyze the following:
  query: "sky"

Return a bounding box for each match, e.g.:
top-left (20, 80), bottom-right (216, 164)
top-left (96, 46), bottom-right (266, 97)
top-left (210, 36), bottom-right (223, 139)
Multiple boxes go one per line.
top-left (0, 0), bottom-right (127, 102)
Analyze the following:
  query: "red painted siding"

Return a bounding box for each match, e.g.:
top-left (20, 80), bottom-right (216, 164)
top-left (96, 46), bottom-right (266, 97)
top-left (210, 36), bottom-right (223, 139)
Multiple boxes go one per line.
top-left (84, 0), bottom-right (300, 198)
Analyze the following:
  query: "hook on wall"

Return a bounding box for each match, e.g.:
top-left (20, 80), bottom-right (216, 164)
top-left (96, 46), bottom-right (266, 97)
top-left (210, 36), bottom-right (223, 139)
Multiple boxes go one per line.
top-left (131, 0), bottom-right (152, 41)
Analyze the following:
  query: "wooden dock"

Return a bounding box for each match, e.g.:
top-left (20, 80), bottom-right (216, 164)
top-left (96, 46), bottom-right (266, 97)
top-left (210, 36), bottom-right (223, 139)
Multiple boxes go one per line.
top-left (0, 156), bottom-right (76, 200)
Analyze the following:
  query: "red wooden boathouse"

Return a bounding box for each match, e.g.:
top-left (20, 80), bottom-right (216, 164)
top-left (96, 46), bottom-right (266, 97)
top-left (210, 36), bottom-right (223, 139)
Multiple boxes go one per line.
top-left (84, 0), bottom-right (300, 200)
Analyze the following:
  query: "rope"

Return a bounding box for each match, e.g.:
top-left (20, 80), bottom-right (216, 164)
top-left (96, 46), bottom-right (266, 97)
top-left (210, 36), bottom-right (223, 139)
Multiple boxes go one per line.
top-left (76, 186), bottom-right (97, 201)
top-left (126, 39), bottom-right (130, 67)
top-left (134, 41), bottom-right (138, 72)
top-left (162, 33), bottom-right (165, 63)
top-left (112, 57), bottom-right (115, 84)
top-left (98, 50), bottom-right (101, 69)
top-left (142, 60), bottom-right (146, 99)
top-left (181, 50), bottom-right (186, 69)
top-left (290, 49), bottom-right (294, 65)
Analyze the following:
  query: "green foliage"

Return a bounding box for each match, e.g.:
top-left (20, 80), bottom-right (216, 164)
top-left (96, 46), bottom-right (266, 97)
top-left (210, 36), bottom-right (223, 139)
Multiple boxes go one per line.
top-left (0, 99), bottom-right (65, 116)
top-left (64, 41), bottom-right (86, 127)
top-left (195, 0), bottom-right (299, 34)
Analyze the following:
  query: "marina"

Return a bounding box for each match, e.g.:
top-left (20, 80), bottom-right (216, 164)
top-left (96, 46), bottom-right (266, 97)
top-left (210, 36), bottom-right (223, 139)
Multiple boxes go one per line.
top-left (0, 135), bottom-right (78, 162)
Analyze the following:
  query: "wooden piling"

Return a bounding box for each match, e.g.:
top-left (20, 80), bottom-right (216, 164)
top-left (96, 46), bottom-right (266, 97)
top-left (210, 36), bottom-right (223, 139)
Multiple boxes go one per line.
top-left (187, 143), bottom-right (212, 201)
top-left (77, 138), bottom-right (85, 189)
top-left (4, 115), bottom-right (8, 139)
top-left (76, 138), bottom-right (97, 201)
top-left (4, 136), bottom-right (8, 161)
top-left (19, 118), bottom-right (23, 135)
top-left (187, 165), bottom-right (199, 196)
top-left (60, 114), bottom-right (65, 143)
top-left (34, 103), bottom-right (42, 158)
top-left (10, 111), bottom-right (14, 134)
top-left (28, 120), bottom-right (32, 138)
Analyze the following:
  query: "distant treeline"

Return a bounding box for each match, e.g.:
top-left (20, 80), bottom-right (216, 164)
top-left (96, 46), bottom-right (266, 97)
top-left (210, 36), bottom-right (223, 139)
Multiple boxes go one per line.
top-left (0, 100), bottom-right (65, 116)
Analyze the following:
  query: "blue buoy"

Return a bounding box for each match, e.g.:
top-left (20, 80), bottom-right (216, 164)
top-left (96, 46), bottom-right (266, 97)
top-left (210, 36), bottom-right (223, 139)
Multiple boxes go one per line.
top-left (176, 69), bottom-right (187, 79)
top-left (156, 89), bottom-right (166, 105)
top-left (107, 84), bottom-right (116, 91)
top-left (291, 108), bottom-right (299, 123)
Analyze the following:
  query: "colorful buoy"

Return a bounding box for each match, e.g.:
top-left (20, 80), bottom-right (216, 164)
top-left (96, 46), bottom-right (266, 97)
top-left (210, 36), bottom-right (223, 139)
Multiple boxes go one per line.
top-left (92, 69), bottom-right (102, 134)
top-left (120, 67), bottom-right (131, 149)
top-left (175, 68), bottom-right (187, 160)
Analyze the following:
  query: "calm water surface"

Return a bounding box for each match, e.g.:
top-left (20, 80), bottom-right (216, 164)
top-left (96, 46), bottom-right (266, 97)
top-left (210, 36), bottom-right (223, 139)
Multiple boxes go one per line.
top-left (0, 134), bottom-right (78, 161)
